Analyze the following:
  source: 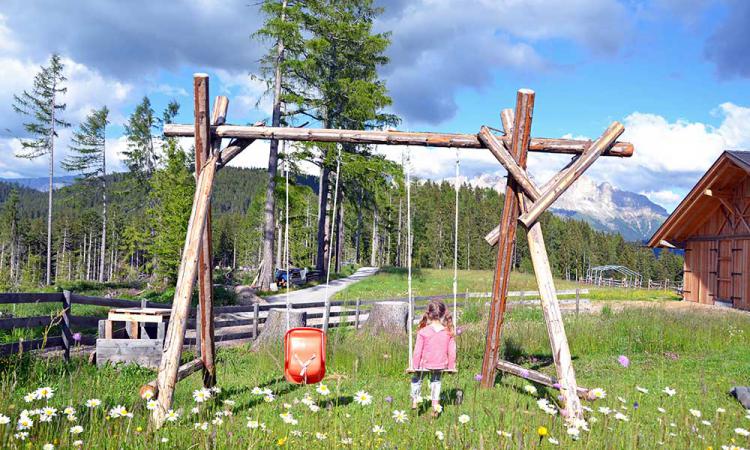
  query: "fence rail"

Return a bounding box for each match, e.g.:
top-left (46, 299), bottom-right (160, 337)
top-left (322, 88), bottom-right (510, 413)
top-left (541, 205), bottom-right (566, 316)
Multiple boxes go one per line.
top-left (579, 276), bottom-right (683, 292)
top-left (0, 288), bottom-right (589, 359)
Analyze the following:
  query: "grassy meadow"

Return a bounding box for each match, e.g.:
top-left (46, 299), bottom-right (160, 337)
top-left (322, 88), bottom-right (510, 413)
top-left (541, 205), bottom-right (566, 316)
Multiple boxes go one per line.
top-left (1, 296), bottom-right (749, 449)
top-left (333, 267), bottom-right (680, 303)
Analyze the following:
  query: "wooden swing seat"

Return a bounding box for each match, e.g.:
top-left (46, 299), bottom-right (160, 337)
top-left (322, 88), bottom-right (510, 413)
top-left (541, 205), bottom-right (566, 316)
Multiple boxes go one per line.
top-left (406, 368), bottom-right (458, 374)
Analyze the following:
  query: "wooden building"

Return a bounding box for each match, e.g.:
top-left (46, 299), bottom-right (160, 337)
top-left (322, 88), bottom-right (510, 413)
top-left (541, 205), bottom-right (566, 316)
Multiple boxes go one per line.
top-left (648, 151), bottom-right (750, 310)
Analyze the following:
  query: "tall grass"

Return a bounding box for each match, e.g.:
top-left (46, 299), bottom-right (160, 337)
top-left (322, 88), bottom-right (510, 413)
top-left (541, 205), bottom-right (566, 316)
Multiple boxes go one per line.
top-left (1, 304), bottom-right (749, 449)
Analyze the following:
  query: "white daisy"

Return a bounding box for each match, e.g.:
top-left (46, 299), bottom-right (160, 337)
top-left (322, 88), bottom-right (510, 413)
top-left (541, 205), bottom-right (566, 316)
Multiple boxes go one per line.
top-left (372, 425), bottom-right (386, 434)
top-left (458, 414), bottom-right (471, 424)
top-left (354, 390), bottom-right (372, 406)
top-left (85, 399), bottom-right (101, 408)
top-left (392, 410), bottom-right (408, 423)
top-left (70, 425), bottom-right (84, 434)
top-left (316, 384), bottom-right (330, 396)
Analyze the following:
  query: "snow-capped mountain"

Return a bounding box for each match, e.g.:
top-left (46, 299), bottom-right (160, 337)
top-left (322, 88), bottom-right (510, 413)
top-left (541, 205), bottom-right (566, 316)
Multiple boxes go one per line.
top-left (550, 177), bottom-right (668, 242)
top-left (464, 175), bottom-right (668, 242)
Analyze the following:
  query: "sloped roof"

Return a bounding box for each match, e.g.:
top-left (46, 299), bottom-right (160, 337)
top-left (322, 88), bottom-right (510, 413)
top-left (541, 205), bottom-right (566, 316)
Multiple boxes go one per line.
top-left (647, 151), bottom-right (750, 248)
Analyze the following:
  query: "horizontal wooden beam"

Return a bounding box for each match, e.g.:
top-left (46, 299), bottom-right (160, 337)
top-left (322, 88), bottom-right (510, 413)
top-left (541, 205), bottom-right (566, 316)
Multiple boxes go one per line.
top-left (164, 124), bottom-right (634, 157)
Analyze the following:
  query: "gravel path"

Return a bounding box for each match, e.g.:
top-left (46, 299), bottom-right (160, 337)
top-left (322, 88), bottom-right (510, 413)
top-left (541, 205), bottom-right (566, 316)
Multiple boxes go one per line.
top-left (263, 266), bottom-right (379, 304)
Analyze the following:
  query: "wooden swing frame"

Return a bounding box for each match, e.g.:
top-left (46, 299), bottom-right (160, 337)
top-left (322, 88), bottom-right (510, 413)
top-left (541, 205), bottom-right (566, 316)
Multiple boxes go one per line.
top-left (146, 74), bottom-right (634, 427)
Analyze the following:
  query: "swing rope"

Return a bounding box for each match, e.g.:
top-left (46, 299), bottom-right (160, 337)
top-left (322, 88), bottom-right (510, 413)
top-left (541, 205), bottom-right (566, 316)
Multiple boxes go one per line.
top-left (322, 145), bottom-right (343, 332)
top-left (406, 148), bottom-right (414, 371)
top-left (452, 148), bottom-right (459, 330)
top-left (406, 149), bottom-right (461, 372)
top-left (284, 141), bottom-right (291, 332)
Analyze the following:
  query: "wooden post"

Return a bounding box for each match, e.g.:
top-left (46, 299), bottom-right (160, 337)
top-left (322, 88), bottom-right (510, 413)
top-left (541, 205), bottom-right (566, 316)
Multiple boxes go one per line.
top-left (355, 298), bottom-right (361, 329)
top-left (140, 299), bottom-right (148, 338)
top-left (480, 89), bottom-right (534, 388)
top-left (195, 76), bottom-right (222, 389)
top-left (526, 221), bottom-right (584, 420)
top-left (151, 150), bottom-right (218, 428)
top-left (62, 290), bottom-right (72, 361)
top-left (253, 302), bottom-right (259, 338)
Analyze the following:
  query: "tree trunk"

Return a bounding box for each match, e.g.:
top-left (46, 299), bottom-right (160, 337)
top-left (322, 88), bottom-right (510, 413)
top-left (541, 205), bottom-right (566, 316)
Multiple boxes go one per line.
top-left (355, 187), bottom-right (363, 264)
top-left (258, 0), bottom-right (288, 290)
top-left (370, 208), bottom-right (379, 267)
top-left (46, 86), bottom-right (55, 286)
top-left (334, 190), bottom-right (344, 273)
top-left (99, 153), bottom-right (107, 282)
top-left (361, 301), bottom-right (408, 336)
top-left (316, 165), bottom-right (331, 273)
top-left (396, 198), bottom-right (402, 267)
top-left (252, 308), bottom-right (306, 351)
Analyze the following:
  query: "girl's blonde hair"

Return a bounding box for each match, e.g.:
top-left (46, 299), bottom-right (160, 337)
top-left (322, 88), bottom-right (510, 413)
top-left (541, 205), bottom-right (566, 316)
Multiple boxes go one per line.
top-left (417, 300), bottom-right (454, 335)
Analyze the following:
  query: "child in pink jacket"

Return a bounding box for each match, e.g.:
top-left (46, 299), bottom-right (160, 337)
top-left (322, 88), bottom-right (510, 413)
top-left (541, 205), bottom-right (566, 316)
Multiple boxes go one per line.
top-left (410, 300), bottom-right (457, 416)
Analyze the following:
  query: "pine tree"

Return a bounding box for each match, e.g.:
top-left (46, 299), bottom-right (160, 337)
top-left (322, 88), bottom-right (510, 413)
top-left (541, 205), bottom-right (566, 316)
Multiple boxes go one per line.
top-left (148, 140), bottom-right (195, 284)
top-left (272, 0), bottom-right (399, 274)
top-left (63, 106), bottom-right (110, 282)
top-left (12, 53), bottom-right (70, 285)
top-left (255, 0), bottom-right (303, 289)
top-left (123, 97), bottom-right (179, 181)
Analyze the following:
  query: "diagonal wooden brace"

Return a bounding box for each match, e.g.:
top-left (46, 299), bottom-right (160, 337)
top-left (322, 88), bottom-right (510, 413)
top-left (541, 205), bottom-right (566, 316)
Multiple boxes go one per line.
top-left (518, 122), bottom-right (624, 227)
top-left (478, 126), bottom-right (542, 202)
top-left (152, 154), bottom-right (218, 428)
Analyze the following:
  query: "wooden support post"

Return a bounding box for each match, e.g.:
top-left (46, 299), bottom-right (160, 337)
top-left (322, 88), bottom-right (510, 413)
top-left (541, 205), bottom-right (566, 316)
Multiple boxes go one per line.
top-left (140, 299), bottom-right (148, 337)
top-left (355, 298), bottom-right (361, 329)
top-left (518, 122), bottom-right (624, 227)
top-left (526, 220), bottom-right (584, 420)
top-left (253, 302), bottom-right (259, 338)
top-left (61, 290), bottom-right (72, 361)
top-left (151, 149), bottom-right (218, 428)
top-left (480, 89), bottom-right (535, 388)
top-left (195, 77), bottom-right (224, 390)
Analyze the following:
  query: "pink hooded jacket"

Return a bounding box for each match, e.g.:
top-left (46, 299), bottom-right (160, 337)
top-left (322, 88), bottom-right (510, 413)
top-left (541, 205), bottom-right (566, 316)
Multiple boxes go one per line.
top-left (412, 325), bottom-right (457, 370)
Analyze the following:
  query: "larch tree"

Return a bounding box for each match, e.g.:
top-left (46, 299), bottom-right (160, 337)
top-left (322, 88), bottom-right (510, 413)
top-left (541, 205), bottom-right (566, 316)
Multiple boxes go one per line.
top-left (63, 106), bottom-right (110, 282)
top-left (123, 97), bottom-right (179, 183)
top-left (268, 0), bottom-right (399, 275)
top-left (254, 0), bottom-right (304, 289)
top-left (12, 53), bottom-right (70, 285)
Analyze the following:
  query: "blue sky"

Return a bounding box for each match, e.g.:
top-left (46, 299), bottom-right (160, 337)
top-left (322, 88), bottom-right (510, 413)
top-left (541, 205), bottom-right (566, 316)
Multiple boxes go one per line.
top-left (1, 0), bottom-right (750, 212)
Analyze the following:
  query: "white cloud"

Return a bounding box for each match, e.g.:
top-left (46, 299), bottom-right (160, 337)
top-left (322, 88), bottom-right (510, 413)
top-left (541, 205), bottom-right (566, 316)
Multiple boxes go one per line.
top-left (215, 69), bottom-right (273, 118)
top-left (640, 189), bottom-right (682, 211)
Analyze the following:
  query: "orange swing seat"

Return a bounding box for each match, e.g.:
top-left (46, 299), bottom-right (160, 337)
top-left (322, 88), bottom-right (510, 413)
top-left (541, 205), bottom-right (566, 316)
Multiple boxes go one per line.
top-left (284, 327), bottom-right (326, 384)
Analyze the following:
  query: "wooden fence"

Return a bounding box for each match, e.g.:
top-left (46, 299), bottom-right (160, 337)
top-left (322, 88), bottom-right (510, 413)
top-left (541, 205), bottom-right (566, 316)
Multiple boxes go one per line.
top-left (0, 288), bottom-right (589, 359)
top-left (580, 276), bottom-right (683, 292)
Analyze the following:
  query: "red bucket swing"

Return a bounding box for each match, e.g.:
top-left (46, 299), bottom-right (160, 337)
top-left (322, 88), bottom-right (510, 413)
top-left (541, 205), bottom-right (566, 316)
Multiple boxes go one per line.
top-left (280, 145), bottom-right (343, 385)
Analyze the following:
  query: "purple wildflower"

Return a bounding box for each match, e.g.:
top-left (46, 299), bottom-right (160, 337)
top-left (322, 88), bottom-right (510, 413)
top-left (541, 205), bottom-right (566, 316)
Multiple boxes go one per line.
top-left (618, 355), bottom-right (630, 368)
top-left (384, 396), bottom-right (393, 404)
top-left (72, 332), bottom-right (82, 342)
top-left (519, 369), bottom-right (530, 378)
top-left (474, 374), bottom-right (483, 382)
top-left (455, 327), bottom-right (464, 336)
top-left (552, 383), bottom-right (561, 390)
top-left (633, 401), bottom-right (639, 410)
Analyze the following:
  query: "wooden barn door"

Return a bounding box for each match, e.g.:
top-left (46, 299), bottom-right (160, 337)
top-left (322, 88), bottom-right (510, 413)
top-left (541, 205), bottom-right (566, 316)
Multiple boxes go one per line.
top-left (734, 239), bottom-right (749, 310)
top-left (716, 239), bottom-right (733, 303)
